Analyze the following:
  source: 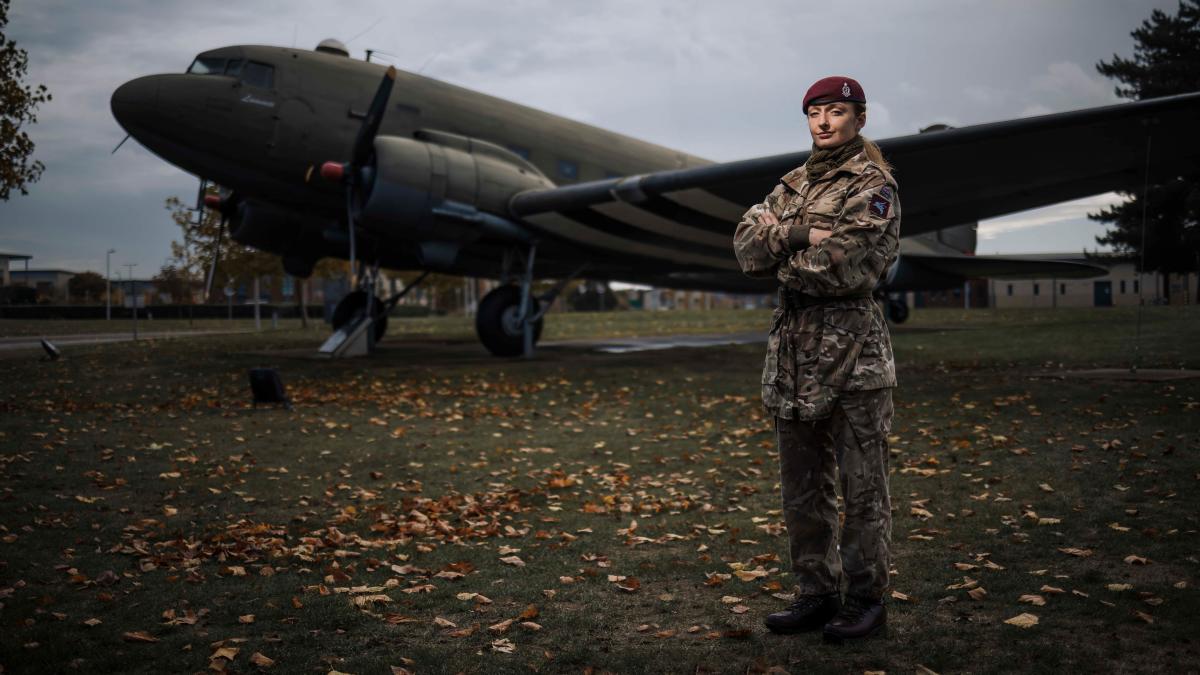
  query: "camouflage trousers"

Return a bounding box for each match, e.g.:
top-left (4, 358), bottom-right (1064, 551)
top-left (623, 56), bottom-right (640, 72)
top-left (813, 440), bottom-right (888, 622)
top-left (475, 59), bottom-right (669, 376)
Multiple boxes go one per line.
top-left (774, 386), bottom-right (893, 601)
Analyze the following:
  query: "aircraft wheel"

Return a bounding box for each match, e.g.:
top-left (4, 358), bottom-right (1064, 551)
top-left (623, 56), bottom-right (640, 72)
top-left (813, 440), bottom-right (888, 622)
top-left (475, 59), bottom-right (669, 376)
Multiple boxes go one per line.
top-left (476, 285), bottom-right (543, 357)
top-left (332, 290), bottom-right (388, 341)
top-left (887, 297), bottom-right (909, 324)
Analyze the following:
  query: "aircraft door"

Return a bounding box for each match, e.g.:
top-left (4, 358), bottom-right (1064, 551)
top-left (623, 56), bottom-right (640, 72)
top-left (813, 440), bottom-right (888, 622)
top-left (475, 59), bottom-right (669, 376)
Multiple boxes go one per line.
top-left (1093, 281), bottom-right (1113, 307)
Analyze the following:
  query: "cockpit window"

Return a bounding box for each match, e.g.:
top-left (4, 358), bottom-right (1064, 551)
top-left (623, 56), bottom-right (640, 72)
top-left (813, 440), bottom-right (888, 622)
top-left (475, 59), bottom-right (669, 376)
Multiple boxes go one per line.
top-left (223, 59), bottom-right (244, 76)
top-left (187, 57), bottom-right (226, 75)
top-left (241, 62), bottom-right (275, 89)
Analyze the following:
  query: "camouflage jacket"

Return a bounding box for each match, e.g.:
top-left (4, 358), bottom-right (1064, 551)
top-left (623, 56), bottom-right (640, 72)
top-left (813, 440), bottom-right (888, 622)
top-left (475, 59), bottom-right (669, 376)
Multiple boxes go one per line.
top-left (732, 149), bottom-right (900, 421)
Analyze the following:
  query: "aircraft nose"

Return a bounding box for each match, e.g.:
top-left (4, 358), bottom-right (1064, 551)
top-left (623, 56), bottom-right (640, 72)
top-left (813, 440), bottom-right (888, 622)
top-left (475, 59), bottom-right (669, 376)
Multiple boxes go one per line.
top-left (111, 75), bottom-right (160, 134)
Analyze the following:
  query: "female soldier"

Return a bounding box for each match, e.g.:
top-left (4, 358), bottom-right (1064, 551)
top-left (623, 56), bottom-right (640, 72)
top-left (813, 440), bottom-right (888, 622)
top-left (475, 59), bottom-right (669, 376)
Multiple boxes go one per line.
top-left (732, 76), bottom-right (900, 643)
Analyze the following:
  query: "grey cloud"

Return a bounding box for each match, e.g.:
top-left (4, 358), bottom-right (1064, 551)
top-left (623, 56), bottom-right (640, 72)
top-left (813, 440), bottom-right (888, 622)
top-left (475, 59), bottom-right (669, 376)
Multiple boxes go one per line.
top-left (0, 0), bottom-right (1181, 274)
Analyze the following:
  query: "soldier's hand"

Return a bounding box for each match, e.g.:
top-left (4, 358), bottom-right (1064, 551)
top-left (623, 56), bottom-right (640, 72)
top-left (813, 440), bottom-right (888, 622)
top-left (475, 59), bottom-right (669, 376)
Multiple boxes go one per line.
top-left (757, 208), bottom-right (780, 227)
top-left (808, 227), bottom-right (832, 245)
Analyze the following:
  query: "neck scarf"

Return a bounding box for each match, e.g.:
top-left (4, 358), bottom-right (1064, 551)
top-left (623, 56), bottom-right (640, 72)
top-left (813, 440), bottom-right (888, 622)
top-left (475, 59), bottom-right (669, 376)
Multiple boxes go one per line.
top-left (805, 135), bottom-right (865, 181)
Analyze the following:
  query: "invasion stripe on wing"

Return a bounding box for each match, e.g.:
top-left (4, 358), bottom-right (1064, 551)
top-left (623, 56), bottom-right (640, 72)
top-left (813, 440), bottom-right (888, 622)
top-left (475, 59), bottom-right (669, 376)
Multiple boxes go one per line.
top-left (590, 202), bottom-right (733, 249)
top-left (661, 188), bottom-right (750, 223)
top-left (523, 213), bottom-right (738, 270)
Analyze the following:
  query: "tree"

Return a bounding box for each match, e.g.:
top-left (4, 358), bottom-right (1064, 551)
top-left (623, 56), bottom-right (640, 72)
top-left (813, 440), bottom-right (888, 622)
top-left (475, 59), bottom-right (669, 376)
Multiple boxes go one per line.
top-left (1091, 0), bottom-right (1200, 299)
top-left (166, 191), bottom-right (282, 303)
top-left (152, 263), bottom-right (197, 304)
top-left (0, 0), bottom-right (51, 200)
top-left (67, 271), bottom-right (106, 303)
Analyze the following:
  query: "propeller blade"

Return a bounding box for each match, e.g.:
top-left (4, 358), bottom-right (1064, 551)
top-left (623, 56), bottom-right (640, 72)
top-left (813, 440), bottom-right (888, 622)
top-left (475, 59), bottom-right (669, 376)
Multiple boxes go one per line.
top-left (350, 66), bottom-right (396, 169)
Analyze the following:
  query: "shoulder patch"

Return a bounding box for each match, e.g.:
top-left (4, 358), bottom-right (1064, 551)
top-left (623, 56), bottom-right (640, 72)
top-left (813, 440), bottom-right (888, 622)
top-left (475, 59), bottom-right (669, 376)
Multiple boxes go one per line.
top-left (869, 187), bottom-right (892, 219)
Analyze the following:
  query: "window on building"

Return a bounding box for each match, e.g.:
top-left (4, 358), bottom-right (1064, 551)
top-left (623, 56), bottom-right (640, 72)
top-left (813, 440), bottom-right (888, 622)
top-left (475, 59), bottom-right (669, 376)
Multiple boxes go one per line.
top-left (1006, 284), bottom-right (1013, 296)
top-left (241, 61), bottom-right (275, 89)
top-left (557, 159), bottom-right (579, 180)
top-left (1120, 279), bottom-right (1126, 294)
top-left (1133, 279), bottom-right (1139, 293)
top-left (1033, 283), bottom-right (1040, 296)
top-left (1060, 283), bottom-right (1065, 295)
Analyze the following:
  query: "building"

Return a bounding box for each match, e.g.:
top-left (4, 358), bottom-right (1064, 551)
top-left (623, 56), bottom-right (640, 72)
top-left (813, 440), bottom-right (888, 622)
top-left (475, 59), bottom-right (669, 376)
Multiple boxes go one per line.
top-left (0, 250), bottom-right (32, 287)
top-left (986, 253), bottom-right (1181, 308)
top-left (8, 269), bottom-right (77, 303)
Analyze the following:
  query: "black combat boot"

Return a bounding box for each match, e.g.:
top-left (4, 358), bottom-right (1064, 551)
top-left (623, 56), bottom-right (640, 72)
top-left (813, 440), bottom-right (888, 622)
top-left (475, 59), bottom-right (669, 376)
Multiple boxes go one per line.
top-left (822, 594), bottom-right (886, 643)
top-left (764, 593), bottom-right (841, 634)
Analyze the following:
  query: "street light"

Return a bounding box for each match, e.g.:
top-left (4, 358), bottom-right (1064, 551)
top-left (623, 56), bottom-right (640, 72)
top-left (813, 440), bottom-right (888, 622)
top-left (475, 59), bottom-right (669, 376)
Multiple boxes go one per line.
top-left (106, 248), bottom-right (116, 320)
top-left (123, 262), bottom-right (137, 339)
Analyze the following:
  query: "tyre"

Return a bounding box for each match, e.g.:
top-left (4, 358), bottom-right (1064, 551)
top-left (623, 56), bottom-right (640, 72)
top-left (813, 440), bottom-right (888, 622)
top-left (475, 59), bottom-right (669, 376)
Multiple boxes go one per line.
top-left (476, 285), bottom-right (543, 357)
top-left (887, 297), bottom-right (909, 324)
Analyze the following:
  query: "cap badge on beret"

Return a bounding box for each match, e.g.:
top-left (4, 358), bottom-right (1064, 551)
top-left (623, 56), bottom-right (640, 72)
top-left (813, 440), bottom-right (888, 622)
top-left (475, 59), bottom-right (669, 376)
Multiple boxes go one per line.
top-left (841, 82), bottom-right (851, 97)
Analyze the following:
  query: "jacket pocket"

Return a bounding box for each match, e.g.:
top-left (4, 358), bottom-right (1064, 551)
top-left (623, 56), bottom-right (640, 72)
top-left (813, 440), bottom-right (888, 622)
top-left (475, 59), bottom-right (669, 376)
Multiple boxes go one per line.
top-left (816, 305), bottom-right (870, 388)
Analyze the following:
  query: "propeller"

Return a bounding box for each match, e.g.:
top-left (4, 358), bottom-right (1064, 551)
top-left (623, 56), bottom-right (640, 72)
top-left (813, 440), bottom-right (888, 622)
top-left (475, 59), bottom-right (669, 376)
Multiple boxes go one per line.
top-left (312, 65), bottom-right (397, 288)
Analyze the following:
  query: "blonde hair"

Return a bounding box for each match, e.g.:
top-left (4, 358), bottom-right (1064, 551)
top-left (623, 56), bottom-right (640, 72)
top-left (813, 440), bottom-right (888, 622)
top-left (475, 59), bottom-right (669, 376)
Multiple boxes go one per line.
top-left (851, 103), bottom-right (894, 176)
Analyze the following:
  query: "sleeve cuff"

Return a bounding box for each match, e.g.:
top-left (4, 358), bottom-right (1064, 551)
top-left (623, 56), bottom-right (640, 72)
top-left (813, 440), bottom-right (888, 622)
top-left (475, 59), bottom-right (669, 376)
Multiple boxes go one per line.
top-left (786, 223), bottom-right (811, 252)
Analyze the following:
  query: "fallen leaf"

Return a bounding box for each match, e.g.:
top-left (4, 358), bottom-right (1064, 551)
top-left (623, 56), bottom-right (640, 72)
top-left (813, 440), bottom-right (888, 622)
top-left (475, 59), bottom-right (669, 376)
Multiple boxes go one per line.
top-left (122, 631), bottom-right (159, 643)
top-left (1003, 613), bottom-right (1039, 629)
top-left (967, 587), bottom-right (988, 601)
top-left (83, 618), bottom-right (102, 627)
top-left (1124, 555), bottom-right (1150, 565)
top-left (1040, 585), bottom-right (1065, 595)
top-left (238, 614), bottom-right (255, 624)
top-left (488, 619), bottom-right (514, 633)
top-left (730, 604), bottom-right (750, 614)
top-left (499, 556), bottom-right (525, 567)
top-left (1019, 594), bottom-right (1046, 606)
top-left (1107, 584), bottom-right (1133, 592)
top-left (1057, 547), bottom-right (1093, 558)
top-left (433, 617), bottom-right (457, 628)
top-left (491, 638), bottom-right (516, 653)
top-left (1133, 610), bottom-right (1154, 624)
top-left (249, 652), bottom-right (275, 668)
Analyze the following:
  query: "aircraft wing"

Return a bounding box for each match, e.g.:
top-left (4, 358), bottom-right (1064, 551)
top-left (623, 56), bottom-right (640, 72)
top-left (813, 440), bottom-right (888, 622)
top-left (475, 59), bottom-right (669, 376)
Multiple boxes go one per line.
top-left (902, 254), bottom-right (1108, 280)
top-left (509, 92), bottom-right (1200, 269)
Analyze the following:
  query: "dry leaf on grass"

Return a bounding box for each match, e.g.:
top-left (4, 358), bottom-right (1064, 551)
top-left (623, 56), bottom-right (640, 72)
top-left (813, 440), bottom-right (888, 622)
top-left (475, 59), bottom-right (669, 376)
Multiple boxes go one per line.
top-left (1058, 547), bottom-right (1093, 558)
top-left (249, 652), bottom-right (275, 668)
top-left (121, 631), bottom-right (159, 643)
top-left (1003, 613), bottom-right (1039, 628)
top-left (1018, 594), bottom-right (1046, 606)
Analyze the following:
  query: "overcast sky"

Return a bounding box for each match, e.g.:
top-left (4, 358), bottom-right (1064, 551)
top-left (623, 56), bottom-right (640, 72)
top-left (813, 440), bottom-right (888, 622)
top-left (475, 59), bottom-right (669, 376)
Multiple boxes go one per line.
top-left (0, 0), bottom-right (1172, 277)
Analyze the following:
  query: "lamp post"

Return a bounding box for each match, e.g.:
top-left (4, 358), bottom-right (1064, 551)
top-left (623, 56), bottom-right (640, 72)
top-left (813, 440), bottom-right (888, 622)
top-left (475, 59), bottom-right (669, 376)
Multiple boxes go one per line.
top-left (106, 248), bottom-right (116, 320)
top-left (124, 262), bottom-right (137, 339)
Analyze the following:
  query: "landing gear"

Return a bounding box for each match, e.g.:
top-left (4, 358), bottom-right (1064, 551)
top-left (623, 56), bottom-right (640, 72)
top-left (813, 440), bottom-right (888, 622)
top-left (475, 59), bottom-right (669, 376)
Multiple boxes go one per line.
top-left (332, 290), bottom-right (388, 342)
top-left (475, 243), bottom-right (585, 358)
top-left (476, 285), bottom-right (544, 357)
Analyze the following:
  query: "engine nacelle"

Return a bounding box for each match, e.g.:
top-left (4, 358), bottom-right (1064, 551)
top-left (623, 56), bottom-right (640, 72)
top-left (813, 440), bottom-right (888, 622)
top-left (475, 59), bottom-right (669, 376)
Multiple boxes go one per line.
top-left (359, 132), bottom-right (553, 243)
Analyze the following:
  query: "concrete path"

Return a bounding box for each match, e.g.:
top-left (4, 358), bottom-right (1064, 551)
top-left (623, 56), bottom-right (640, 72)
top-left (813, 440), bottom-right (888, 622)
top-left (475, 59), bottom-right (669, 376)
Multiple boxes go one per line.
top-left (542, 330), bottom-right (765, 353)
top-left (0, 330), bottom-right (248, 352)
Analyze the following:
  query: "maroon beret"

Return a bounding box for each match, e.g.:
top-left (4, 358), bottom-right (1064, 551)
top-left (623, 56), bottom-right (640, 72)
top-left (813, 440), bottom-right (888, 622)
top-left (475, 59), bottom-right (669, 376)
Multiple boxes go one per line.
top-left (803, 76), bottom-right (866, 112)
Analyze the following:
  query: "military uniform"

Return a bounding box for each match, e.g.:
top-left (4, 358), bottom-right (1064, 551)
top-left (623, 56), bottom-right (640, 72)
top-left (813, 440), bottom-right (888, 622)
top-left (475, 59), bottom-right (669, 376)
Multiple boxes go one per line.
top-left (733, 147), bottom-right (900, 603)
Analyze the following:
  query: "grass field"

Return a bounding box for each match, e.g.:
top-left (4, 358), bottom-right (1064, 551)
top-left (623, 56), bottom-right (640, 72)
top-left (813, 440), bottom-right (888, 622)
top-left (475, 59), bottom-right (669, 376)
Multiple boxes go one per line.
top-left (0, 306), bottom-right (1197, 674)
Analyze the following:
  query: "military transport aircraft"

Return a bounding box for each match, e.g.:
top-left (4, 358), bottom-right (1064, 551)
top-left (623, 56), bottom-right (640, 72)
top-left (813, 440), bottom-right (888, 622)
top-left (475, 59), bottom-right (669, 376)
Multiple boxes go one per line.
top-left (110, 38), bottom-right (1200, 357)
